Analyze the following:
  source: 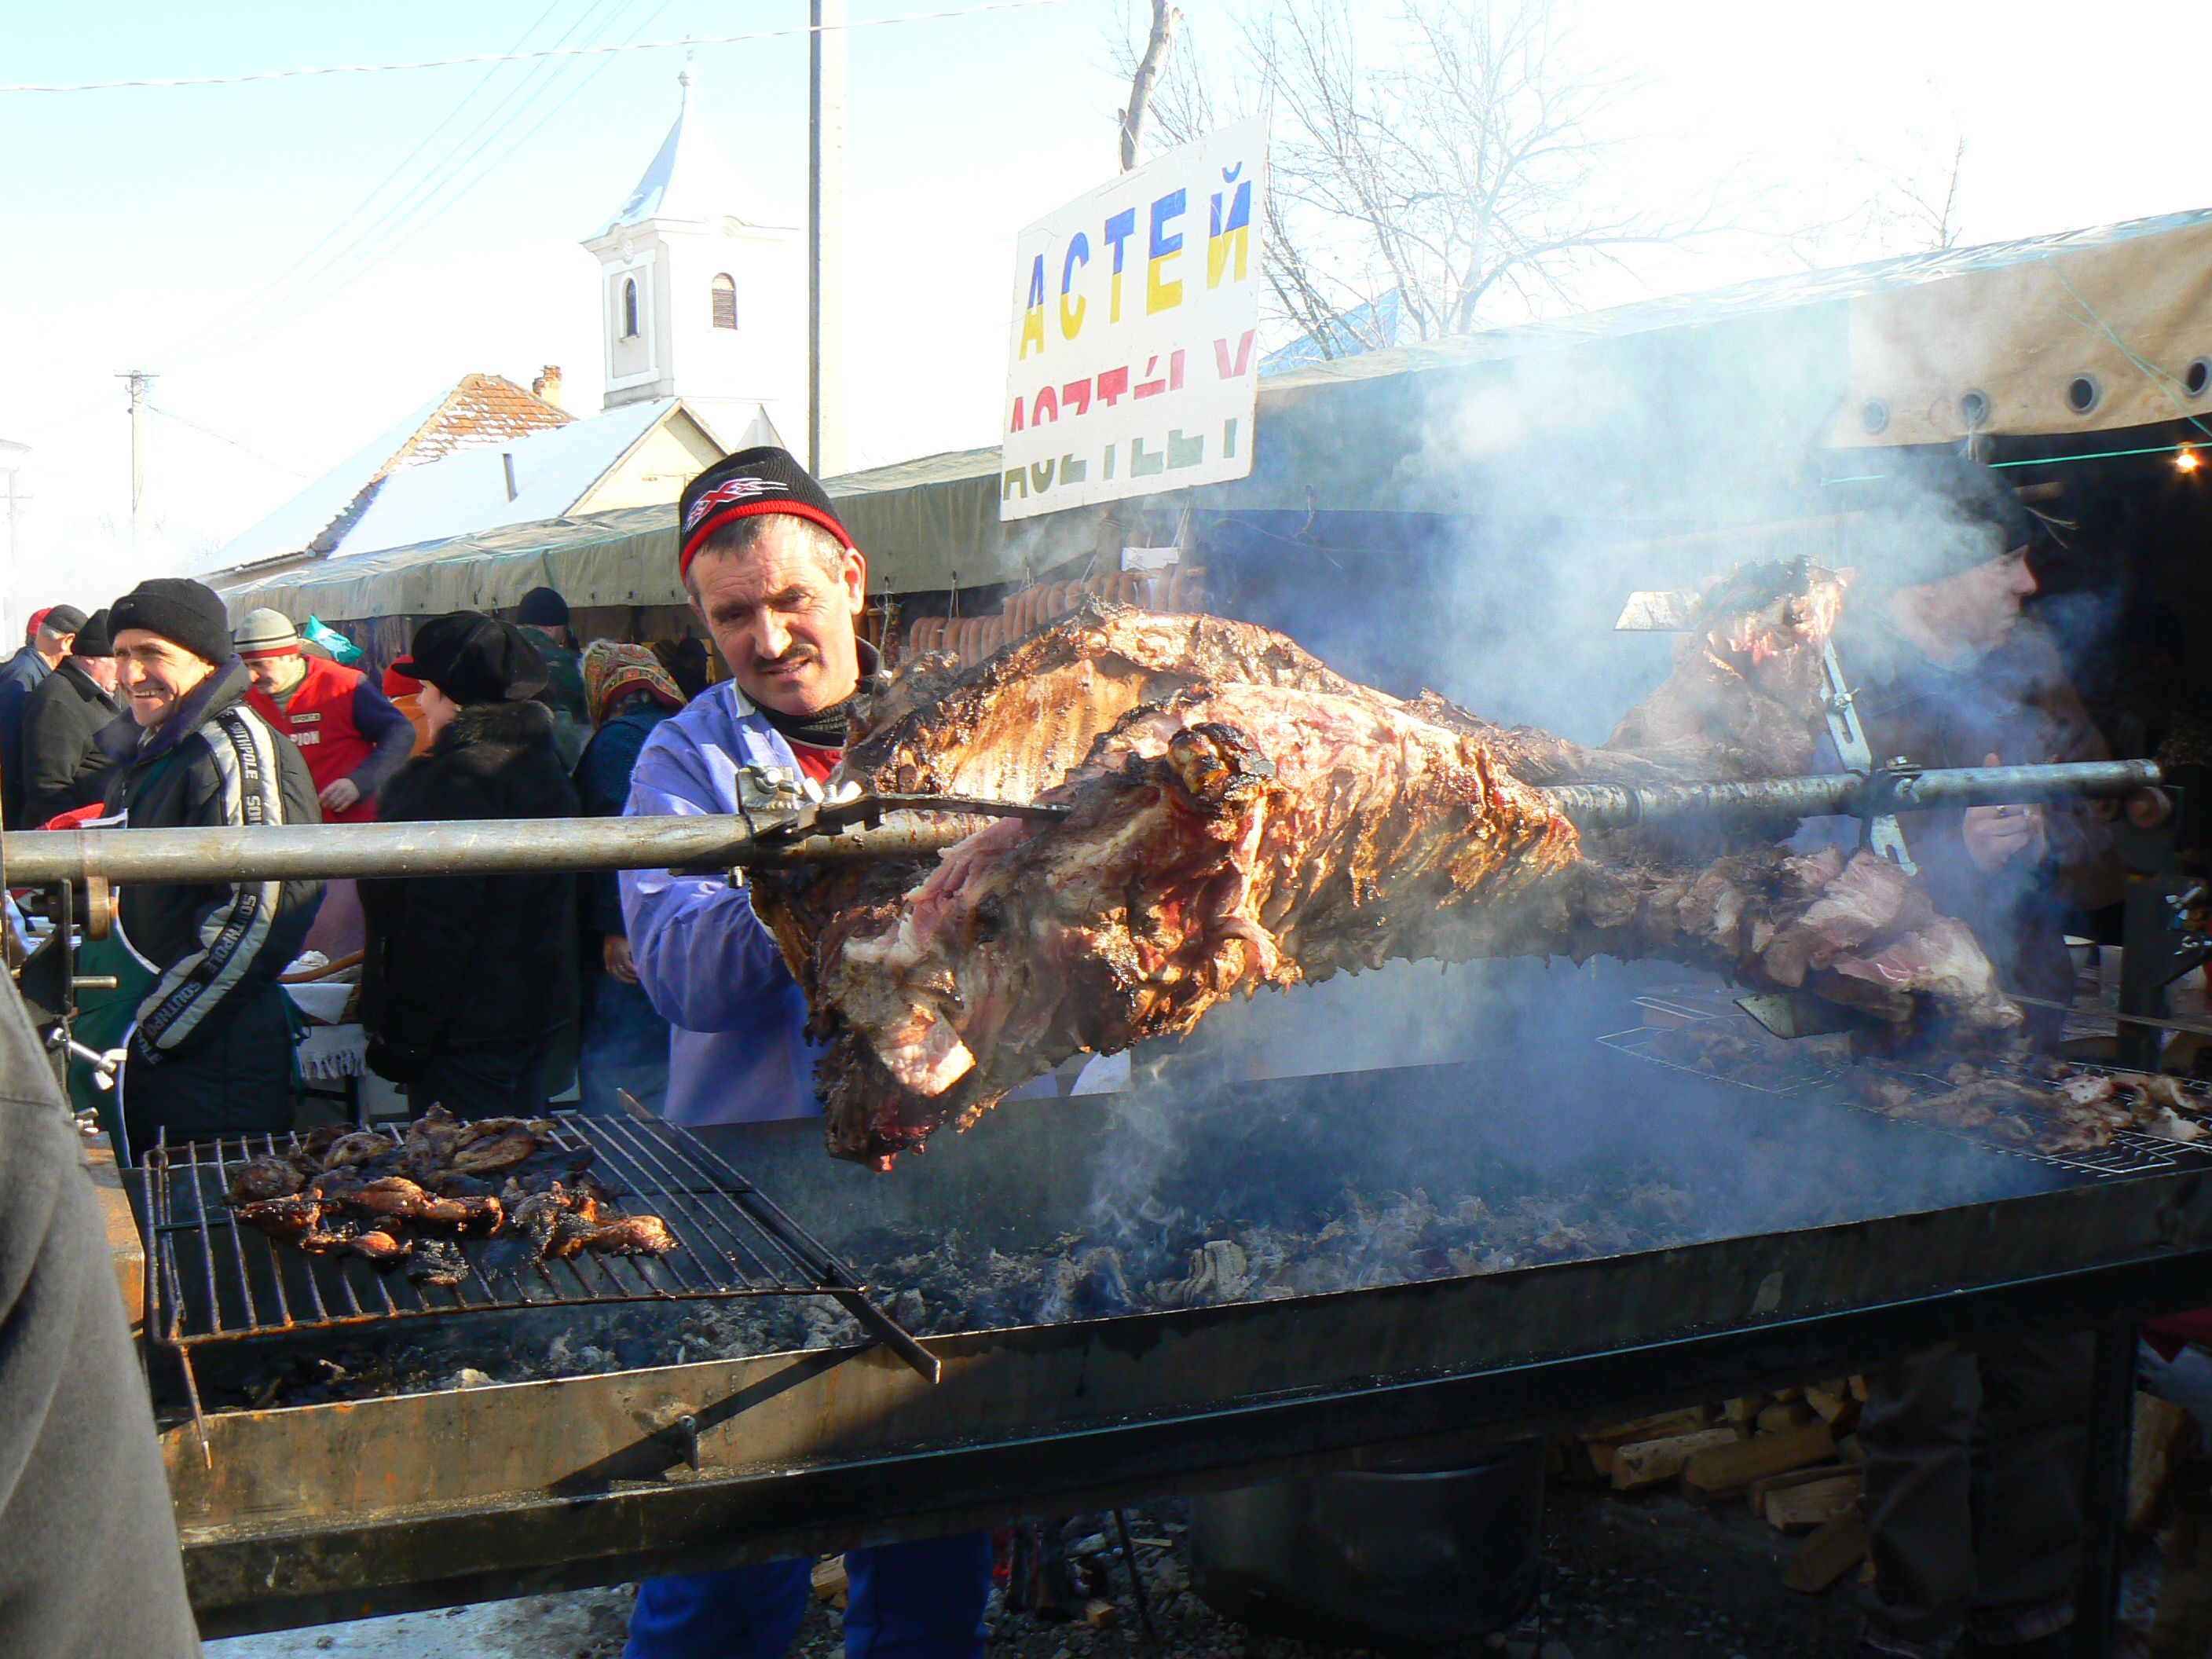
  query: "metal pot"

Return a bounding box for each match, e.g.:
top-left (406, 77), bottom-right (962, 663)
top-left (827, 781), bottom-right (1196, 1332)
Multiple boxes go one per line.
top-left (1188, 1438), bottom-right (1544, 1648)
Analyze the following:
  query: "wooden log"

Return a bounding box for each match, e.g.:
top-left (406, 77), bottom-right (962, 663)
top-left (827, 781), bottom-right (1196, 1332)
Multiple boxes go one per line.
top-left (1612, 1426), bottom-right (1741, 1490)
top-left (1578, 1406), bottom-right (1711, 1445)
top-left (1757, 1399), bottom-right (1818, 1434)
top-left (1579, 1407), bottom-right (1712, 1477)
top-left (1083, 1599), bottom-right (1119, 1629)
top-left (1748, 1462), bottom-right (1851, 1518)
top-left (2132, 1390), bottom-right (2199, 1540)
top-left (1764, 1473), bottom-right (1862, 1533)
top-left (1849, 1375), bottom-right (1870, 1402)
top-left (811, 1555), bottom-right (849, 1603)
top-left (1681, 1423), bottom-right (1837, 1502)
top-left (1784, 1513), bottom-right (1869, 1593)
top-left (1724, 1395), bottom-right (1771, 1427)
top-left (1804, 1385), bottom-right (1856, 1427)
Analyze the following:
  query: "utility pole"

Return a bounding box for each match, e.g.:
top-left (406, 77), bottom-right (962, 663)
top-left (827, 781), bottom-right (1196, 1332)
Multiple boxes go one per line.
top-left (119, 370), bottom-right (155, 544)
top-left (0, 439), bottom-right (25, 579)
top-left (808, 0), bottom-right (845, 479)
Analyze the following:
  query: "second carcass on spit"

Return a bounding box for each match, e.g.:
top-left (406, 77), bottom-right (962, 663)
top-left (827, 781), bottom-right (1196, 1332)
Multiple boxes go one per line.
top-left (749, 604), bottom-right (2022, 1167)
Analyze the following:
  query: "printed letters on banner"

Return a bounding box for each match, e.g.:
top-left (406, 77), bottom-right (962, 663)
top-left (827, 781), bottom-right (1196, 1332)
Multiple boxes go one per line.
top-left (999, 116), bottom-right (1266, 522)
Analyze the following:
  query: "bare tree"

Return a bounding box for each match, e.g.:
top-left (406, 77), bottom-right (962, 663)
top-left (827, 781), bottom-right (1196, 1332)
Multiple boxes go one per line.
top-left (1118, 0), bottom-right (1731, 359)
top-left (1872, 131), bottom-right (1968, 251)
top-left (1119, 0), bottom-right (1180, 171)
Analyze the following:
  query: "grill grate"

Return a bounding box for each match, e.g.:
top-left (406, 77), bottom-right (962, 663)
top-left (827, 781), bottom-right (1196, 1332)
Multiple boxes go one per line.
top-left (145, 1111), bottom-right (936, 1456)
top-left (1598, 987), bottom-right (2212, 1182)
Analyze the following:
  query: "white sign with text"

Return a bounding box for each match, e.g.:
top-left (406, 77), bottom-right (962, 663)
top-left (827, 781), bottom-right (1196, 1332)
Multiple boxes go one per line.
top-left (999, 117), bottom-right (1266, 521)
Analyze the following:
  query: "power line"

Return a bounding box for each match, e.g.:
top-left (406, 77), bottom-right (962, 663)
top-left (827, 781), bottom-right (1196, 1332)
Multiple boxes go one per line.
top-left (146, 0), bottom-right (582, 365)
top-left (146, 405), bottom-right (311, 478)
top-left (0, 1), bottom-right (1075, 93)
top-left (158, 0), bottom-right (650, 367)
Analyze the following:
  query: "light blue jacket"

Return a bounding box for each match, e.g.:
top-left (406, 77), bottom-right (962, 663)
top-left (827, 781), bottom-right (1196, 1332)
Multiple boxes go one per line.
top-left (619, 681), bottom-right (826, 1126)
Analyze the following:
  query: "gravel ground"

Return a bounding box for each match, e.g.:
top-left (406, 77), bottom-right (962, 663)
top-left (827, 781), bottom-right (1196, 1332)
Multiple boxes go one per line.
top-left (210, 1482), bottom-right (1868, 1659)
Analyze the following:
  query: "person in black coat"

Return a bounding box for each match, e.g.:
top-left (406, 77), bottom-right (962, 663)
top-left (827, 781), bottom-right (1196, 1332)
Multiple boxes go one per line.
top-left (0, 603), bottom-right (85, 826)
top-left (20, 607), bottom-right (122, 824)
top-left (360, 613), bottom-right (580, 1115)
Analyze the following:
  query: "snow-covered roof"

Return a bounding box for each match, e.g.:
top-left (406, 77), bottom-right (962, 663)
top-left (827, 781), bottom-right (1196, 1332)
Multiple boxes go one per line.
top-left (593, 68), bottom-right (764, 235)
top-left (203, 375), bottom-right (569, 574)
top-left (331, 400), bottom-right (676, 560)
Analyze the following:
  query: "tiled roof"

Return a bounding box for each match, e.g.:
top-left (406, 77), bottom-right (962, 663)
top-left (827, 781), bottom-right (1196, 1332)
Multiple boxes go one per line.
top-left (202, 374), bottom-right (569, 573)
top-left (390, 373), bottom-right (573, 470)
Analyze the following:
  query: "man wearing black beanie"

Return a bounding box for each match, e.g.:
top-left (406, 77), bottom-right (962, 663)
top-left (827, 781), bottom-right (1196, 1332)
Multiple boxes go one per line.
top-left (20, 606), bottom-right (121, 825)
top-left (92, 577), bottom-right (322, 1160)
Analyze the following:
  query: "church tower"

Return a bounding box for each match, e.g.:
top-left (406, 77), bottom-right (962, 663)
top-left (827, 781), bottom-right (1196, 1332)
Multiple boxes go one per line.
top-left (583, 69), bottom-right (804, 452)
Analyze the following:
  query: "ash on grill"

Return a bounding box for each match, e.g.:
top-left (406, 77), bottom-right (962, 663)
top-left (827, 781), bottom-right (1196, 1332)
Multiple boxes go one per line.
top-left (1610, 991), bottom-right (2212, 1163)
top-left (839, 1177), bottom-right (1702, 1339)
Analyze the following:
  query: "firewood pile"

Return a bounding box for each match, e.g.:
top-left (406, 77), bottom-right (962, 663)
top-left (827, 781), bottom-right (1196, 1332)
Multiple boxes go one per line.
top-left (1553, 1379), bottom-right (1872, 1595)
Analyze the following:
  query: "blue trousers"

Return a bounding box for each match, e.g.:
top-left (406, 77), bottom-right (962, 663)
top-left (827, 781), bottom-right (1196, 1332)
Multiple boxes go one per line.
top-left (625, 1533), bottom-right (992, 1659)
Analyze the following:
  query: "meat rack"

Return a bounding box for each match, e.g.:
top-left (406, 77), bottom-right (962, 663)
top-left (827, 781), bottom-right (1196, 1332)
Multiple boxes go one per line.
top-left (141, 1110), bottom-right (936, 1460)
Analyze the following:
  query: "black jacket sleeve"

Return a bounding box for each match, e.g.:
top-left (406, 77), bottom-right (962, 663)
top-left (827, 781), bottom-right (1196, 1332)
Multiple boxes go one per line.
top-left (0, 978), bottom-right (200, 1659)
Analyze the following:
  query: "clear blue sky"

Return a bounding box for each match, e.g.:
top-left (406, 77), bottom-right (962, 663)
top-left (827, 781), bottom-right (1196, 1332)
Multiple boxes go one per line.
top-left (5, 0), bottom-right (2211, 624)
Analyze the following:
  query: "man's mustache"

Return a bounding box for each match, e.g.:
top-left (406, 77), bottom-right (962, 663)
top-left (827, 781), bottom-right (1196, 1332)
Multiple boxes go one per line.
top-left (750, 646), bottom-right (818, 672)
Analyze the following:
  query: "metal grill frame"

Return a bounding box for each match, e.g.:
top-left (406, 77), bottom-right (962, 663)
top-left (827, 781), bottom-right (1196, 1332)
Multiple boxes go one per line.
top-left (144, 1110), bottom-right (935, 1454)
top-left (1599, 986), bottom-right (2212, 1181)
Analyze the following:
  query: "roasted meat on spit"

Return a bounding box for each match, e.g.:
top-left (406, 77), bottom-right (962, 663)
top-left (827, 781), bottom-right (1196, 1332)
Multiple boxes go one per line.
top-left (746, 603), bottom-right (2027, 1167)
top-left (223, 1108), bottom-right (676, 1270)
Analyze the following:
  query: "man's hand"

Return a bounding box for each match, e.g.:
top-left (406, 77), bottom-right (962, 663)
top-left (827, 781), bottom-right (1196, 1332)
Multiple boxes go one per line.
top-left (1962, 751), bottom-right (2048, 873)
top-left (320, 776), bottom-right (362, 814)
top-left (603, 932), bottom-right (639, 983)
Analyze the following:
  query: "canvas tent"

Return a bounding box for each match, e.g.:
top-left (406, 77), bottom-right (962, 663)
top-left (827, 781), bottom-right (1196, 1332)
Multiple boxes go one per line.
top-left (218, 204), bottom-right (2212, 626)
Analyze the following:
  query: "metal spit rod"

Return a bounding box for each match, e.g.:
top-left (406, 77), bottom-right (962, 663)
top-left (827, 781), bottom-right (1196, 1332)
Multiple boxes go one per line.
top-left (1542, 759), bottom-right (2164, 833)
top-left (0, 760), bottom-right (2166, 886)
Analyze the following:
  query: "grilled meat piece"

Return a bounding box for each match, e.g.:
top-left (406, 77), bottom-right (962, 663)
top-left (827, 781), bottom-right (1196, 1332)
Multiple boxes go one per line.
top-left (226, 1155), bottom-right (310, 1204)
top-left (451, 1115), bottom-right (523, 1148)
top-left (448, 1126), bottom-right (540, 1174)
top-left (298, 1218), bottom-right (361, 1254)
top-left (405, 1239), bottom-right (471, 1287)
top-left (415, 1195), bottom-right (504, 1235)
top-left (401, 1104), bottom-right (464, 1181)
top-left (1604, 562), bottom-right (1848, 782)
top-left (229, 1195), bottom-right (333, 1240)
top-left (320, 1130), bottom-right (397, 1170)
top-left (587, 1216), bottom-right (678, 1255)
top-left (506, 1182), bottom-right (610, 1265)
top-left (753, 622), bottom-right (2020, 1165)
top-left (345, 1227), bottom-right (412, 1269)
top-left (345, 1175), bottom-right (434, 1218)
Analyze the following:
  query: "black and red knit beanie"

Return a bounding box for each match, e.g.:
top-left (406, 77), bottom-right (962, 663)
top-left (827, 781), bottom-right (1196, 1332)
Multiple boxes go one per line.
top-left (676, 447), bottom-right (853, 579)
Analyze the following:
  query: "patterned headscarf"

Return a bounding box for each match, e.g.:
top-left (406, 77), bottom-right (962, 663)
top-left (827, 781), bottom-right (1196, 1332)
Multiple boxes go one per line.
top-left (581, 640), bottom-right (684, 727)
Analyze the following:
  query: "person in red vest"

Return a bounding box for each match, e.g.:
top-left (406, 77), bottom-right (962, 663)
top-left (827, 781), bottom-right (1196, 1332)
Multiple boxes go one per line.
top-left (235, 609), bottom-right (414, 822)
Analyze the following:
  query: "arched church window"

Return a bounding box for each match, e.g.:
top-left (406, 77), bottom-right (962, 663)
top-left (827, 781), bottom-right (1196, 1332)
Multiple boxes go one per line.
top-left (711, 273), bottom-right (738, 330)
top-left (621, 277), bottom-right (639, 339)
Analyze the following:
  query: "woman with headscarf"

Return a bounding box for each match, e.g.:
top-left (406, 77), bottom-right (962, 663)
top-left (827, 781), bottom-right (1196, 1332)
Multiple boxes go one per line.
top-left (573, 642), bottom-right (687, 1115)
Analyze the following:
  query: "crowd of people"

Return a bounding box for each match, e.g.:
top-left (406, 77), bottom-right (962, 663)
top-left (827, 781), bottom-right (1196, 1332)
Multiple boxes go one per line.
top-left (0, 570), bottom-right (701, 1155)
top-left (0, 442), bottom-right (2201, 1659)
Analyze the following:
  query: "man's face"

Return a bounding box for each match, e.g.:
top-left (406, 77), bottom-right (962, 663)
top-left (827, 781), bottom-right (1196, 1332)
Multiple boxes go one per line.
top-left (1906, 548), bottom-right (2039, 655)
top-left (244, 650), bottom-right (307, 697)
top-left (687, 519), bottom-right (867, 716)
top-left (77, 655), bottom-right (119, 694)
top-left (112, 628), bottom-right (218, 727)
